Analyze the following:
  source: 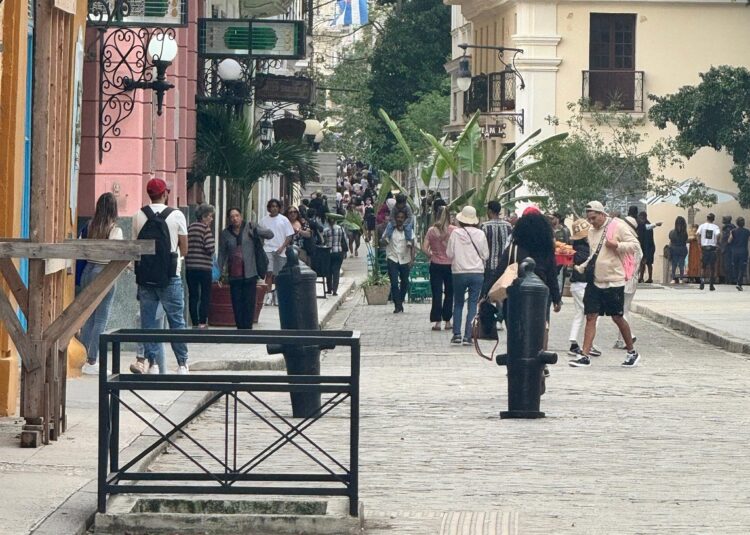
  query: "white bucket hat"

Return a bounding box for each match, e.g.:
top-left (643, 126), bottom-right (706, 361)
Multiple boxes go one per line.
top-left (456, 205), bottom-right (479, 225)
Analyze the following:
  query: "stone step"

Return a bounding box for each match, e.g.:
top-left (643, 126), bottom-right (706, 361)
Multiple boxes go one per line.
top-left (366, 511), bottom-right (519, 534)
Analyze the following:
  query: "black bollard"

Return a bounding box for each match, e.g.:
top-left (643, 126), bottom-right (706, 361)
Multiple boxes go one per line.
top-left (496, 258), bottom-right (558, 419)
top-left (270, 247), bottom-right (322, 418)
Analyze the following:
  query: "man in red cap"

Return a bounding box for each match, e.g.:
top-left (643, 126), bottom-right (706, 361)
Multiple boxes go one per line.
top-left (130, 178), bottom-right (190, 375)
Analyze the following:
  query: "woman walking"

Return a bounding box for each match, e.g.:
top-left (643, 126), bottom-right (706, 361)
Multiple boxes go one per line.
top-left (185, 204), bottom-right (215, 328)
top-left (446, 206), bottom-right (488, 345)
top-left (80, 193), bottom-right (123, 374)
top-left (637, 211), bottom-right (660, 283)
top-left (668, 216), bottom-right (689, 283)
top-left (323, 213), bottom-right (348, 296)
top-left (567, 219), bottom-right (591, 355)
top-left (423, 207), bottom-right (456, 331)
top-left (285, 205), bottom-right (313, 265)
top-left (218, 208), bottom-right (273, 329)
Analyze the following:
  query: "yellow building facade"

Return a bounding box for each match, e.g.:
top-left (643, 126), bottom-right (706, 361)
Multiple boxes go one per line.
top-left (446, 0), bottom-right (750, 278)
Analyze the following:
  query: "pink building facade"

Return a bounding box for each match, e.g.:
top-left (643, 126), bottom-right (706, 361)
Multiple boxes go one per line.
top-left (78, 5), bottom-right (203, 217)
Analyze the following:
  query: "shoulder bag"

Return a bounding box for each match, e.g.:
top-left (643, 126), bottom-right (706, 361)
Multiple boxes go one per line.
top-left (250, 223), bottom-right (269, 276)
top-left (488, 243), bottom-right (518, 303)
top-left (585, 221), bottom-right (611, 284)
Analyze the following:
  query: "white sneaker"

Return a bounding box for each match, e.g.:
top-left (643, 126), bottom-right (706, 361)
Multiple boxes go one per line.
top-left (130, 359), bottom-right (146, 374)
top-left (147, 364), bottom-right (160, 375)
top-left (177, 364), bottom-right (190, 375)
top-left (264, 293), bottom-right (273, 306)
top-left (82, 362), bottom-right (99, 375)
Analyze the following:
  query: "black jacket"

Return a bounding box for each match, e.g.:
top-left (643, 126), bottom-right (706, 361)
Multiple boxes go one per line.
top-left (569, 238), bottom-right (591, 283)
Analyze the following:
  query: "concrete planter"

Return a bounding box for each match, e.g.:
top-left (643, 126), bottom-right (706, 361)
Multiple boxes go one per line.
top-left (363, 284), bottom-right (390, 305)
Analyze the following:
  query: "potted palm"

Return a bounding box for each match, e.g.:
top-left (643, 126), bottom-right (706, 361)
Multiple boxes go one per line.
top-left (192, 105), bottom-right (318, 325)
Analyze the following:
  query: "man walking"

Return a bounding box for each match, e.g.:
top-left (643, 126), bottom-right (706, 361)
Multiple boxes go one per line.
top-left (130, 178), bottom-right (190, 375)
top-left (569, 201), bottom-right (642, 368)
top-left (481, 200), bottom-right (512, 295)
top-left (383, 210), bottom-right (414, 313)
top-left (260, 199), bottom-right (295, 305)
top-left (697, 213), bottom-right (721, 291)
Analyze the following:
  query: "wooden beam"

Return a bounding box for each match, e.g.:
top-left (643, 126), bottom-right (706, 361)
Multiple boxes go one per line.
top-left (0, 240), bottom-right (155, 260)
top-left (0, 258), bottom-right (29, 317)
top-left (0, 289), bottom-right (34, 371)
top-left (43, 260), bottom-right (129, 347)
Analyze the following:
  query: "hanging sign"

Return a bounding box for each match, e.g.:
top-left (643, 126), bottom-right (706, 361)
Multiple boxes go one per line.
top-left (198, 18), bottom-right (306, 59)
top-left (255, 75), bottom-right (315, 105)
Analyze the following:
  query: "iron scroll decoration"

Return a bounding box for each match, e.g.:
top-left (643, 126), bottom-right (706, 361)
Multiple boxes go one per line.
top-left (97, 26), bottom-right (177, 163)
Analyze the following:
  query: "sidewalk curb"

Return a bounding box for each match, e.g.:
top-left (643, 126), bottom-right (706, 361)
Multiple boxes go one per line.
top-left (632, 303), bottom-right (750, 355)
top-left (30, 390), bottom-right (214, 535)
top-left (31, 275), bottom-right (361, 535)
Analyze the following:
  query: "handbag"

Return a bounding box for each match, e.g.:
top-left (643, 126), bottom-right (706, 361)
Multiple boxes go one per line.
top-left (488, 244), bottom-right (518, 302)
top-left (251, 224), bottom-right (269, 276)
top-left (472, 299), bottom-right (500, 360)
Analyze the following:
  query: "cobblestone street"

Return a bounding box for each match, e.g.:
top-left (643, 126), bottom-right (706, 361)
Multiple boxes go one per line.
top-left (152, 290), bottom-right (750, 534)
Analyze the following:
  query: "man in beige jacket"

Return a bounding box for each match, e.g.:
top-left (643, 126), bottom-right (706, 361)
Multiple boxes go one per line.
top-left (569, 201), bottom-right (642, 368)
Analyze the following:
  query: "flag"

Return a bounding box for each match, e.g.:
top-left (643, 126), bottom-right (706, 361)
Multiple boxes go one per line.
top-left (330, 0), bottom-right (368, 27)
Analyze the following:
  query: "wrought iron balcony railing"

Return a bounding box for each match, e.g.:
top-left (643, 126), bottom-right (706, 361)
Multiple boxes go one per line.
top-left (463, 71), bottom-right (516, 116)
top-left (582, 70), bottom-right (644, 112)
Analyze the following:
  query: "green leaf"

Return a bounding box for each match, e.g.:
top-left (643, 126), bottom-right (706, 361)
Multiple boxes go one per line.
top-left (454, 114), bottom-right (483, 174)
top-left (378, 108), bottom-right (415, 165)
top-left (420, 130), bottom-right (458, 175)
top-left (448, 188), bottom-right (477, 212)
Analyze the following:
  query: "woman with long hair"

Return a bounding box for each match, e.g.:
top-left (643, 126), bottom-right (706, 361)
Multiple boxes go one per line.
top-left (637, 211), bottom-right (660, 283)
top-left (285, 205), bottom-right (313, 265)
top-left (497, 209), bottom-right (562, 351)
top-left (422, 206), bottom-right (456, 331)
top-left (217, 208), bottom-right (273, 329)
top-left (668, 216), bottom-right (689, 283)
top-left (323, 213), bottom-right (348, 295)
top-left (446, 206), bottom-right (488, 345)
top-left (80, 193), bottom-right (123, 374)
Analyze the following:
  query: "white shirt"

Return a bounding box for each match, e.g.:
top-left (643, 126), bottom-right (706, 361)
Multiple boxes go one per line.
top-left (260, 214), bottom-right (295, 255)
top-left (89, 225), bottom-right (124, 265)
top-left (697, 222), bottom-right (721, 247)
top-left (386, 228), bottom-right (411, 264)
top-left (132, 203), bottom-right (188, 271)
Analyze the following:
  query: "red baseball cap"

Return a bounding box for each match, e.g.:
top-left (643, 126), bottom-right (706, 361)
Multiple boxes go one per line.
top-left (146, 178), bottom-right (169, 197)
top-left (522, 206), bottom-right (541, 216)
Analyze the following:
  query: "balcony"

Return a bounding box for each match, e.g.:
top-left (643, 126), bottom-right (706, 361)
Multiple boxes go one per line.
top-left (463, 71), bottom-right (516, 116)
top-left (582, 70), bottom-right (644, 112)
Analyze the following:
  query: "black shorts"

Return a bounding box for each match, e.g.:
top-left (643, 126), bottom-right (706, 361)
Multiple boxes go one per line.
top-left (583, 284), bottom-right (625, 317)
top-left (701, 246), bottom-right (718, 267)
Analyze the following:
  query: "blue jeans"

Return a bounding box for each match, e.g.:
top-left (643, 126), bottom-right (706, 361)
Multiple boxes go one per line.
top-left (136, 304), bottom-right (166, 372)
top-left (79, 263), bottom-right (116, 364)
top-left (453, 272), bottom-right (483, 340)
top-left (138, 276), bottom-right (188, 370)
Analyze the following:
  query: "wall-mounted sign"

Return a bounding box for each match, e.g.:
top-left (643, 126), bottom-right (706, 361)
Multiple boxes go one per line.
top-left (198, 18), bottom-right (306, 59)
top-left (255, 74), bottom-right (315, 105)
top-left (481, 123), bottom-right (507, 139)
top-left (55, 0), bottom-right (77, 14)
top-left (87, 0), bottom-right (188, 27)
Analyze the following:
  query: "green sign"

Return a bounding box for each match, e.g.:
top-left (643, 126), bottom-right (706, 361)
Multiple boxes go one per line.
top-left (198, 18), bottom-right (306, 59)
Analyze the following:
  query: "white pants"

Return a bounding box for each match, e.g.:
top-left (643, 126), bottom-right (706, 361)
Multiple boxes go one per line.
top-left (617, 291), bottom-right (636, 342)
top-left (568, 282), bottom-right (587, 343)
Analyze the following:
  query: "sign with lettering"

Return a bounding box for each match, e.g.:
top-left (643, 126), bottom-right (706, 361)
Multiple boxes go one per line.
top-left (481, 123), bottom-right (507, 139)
top-left (198, 18), bottom-right (306, 59)
top-left (255, 75), bottom-right (315, 105)
top-left (55, 0), bottom-right (76, 14)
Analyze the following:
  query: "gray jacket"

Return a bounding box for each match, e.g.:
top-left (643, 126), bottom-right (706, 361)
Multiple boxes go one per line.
top-left (218, 222), bottom-right (273, 280)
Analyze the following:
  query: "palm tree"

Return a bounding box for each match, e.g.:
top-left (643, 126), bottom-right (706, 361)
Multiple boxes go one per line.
top-left (191, 105), bottom-right (319, 210)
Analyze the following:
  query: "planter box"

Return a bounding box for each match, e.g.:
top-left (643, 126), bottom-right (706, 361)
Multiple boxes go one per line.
top-left (363, 284), bottom-right (390, 305)
top-left (208, 282), bottom-right (267, 326)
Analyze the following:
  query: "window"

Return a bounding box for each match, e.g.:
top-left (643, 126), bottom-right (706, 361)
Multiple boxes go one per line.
top-left (587, 13), bottom-right (640, 110)
top-left (589, 14), bottom-right (636, 70)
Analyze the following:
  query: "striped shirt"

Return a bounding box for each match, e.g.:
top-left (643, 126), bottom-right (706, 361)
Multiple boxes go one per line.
top-left (481, 219), bottom-right (512, 271)
top-left (185, 221), bottom-right (215, 271)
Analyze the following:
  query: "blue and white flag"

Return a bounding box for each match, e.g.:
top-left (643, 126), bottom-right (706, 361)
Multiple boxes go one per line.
top-left (330, 0), bottom-right (369, 27)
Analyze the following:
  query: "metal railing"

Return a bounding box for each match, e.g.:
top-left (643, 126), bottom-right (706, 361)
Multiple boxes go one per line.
top-left (97, 329), bottom-right (361, 516)
top-left (463, 71), bottom-right (516, 116)
top-left (582, 70), bottom-right (644, 112)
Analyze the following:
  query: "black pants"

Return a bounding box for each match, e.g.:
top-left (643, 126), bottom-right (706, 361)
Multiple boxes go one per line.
top-left (327, 252), bottom-right (344, 294)
top-left (429, 263), bottom-right (453, 322)
top-left (387, 259), bottom-right (410, 308)
top-left (186, 269), bottom-right (212, 325)
top-left (733, 254), bottom-right (748, 286)
top-left (229, 277), bottom-right (258, 329)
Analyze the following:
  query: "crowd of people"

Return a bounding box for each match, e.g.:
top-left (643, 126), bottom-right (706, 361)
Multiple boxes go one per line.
top-left (74, 168), bottom-right (750, 378)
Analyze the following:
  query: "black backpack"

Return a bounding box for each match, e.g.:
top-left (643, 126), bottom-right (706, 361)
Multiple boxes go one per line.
top-left (135, 206), bottom-right (177, 288)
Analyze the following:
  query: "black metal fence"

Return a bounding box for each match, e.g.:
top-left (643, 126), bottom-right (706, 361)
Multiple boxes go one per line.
top-left (464, 71), bottom-right (516, 116)
top-left (582, 70), bottom-right (644, 112)
top-left (97, 329), bottom-right (361, 516)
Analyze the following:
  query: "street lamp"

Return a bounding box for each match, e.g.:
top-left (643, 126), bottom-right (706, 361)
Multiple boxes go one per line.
top-left (313, 130), bottom-right (324, 151)
top-left (304, 119), bottom-right (323, 148)
top-left (456, 43), bottom-right (526, 92)
top-left (260, 117), bottom-right (274, 147)
top-left (123, 33), bottom-right (178, 116)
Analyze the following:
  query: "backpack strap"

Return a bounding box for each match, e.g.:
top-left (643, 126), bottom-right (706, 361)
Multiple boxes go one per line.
top-left (142, 205), bottom-right (156, 220)
top-left (157, 207), bottom-right (175, 220)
